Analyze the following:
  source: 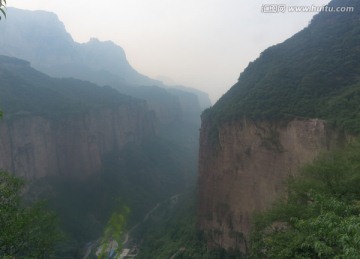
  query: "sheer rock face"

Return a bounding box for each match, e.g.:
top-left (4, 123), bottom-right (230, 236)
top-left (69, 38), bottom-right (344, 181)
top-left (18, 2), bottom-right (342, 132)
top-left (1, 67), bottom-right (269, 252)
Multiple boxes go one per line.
top-left (198, 119), bottom-right (337, 251)
top-left (0, 104), bottom-right (155, 179)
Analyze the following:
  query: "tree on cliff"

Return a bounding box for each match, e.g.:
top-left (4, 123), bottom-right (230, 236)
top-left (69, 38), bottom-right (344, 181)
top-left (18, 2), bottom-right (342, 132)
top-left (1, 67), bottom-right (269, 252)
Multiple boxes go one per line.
top-left (251, 142), bottom-right (360, 258)
top-left (0, 0), bottom-right (6, 19)
top-left (0, 171), bottom-right (62, 258)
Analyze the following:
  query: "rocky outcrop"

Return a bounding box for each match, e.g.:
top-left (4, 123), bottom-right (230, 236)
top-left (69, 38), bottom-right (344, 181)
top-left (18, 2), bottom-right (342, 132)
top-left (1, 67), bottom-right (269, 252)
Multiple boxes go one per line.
top-left (198, 118), bottom-right (338, 252)
top-left (0, 104), bottom-right (155, 179)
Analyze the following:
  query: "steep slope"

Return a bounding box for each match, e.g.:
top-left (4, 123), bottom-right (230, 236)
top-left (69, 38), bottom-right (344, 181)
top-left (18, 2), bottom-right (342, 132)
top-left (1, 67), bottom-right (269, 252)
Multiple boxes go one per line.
top-left (198, 0), bottom-right (360, 253)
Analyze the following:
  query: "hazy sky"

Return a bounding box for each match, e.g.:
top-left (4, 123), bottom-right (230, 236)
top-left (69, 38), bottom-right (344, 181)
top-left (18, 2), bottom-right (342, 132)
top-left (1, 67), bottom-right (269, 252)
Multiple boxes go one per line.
top-left (9, 0), bottom-right (331, 102)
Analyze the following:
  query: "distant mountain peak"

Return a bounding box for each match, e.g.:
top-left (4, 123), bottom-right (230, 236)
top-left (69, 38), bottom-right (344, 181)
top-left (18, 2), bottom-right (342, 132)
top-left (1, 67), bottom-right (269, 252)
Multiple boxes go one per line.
top-left (6, 7), bottom-right (74, 44)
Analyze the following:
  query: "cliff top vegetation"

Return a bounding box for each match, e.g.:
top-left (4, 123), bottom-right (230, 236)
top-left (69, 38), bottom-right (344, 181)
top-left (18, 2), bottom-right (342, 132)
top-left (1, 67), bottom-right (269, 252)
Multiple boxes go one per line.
top-left (204, 0), bottom-right (360, 135)
top-left (251, 140), bottom-right (360, 258)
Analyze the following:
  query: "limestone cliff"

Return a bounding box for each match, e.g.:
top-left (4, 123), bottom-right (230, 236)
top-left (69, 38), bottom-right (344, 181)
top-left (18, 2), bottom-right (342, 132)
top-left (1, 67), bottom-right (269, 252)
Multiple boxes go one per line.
top-left (198, 119), bottom-right (339, 251)
top-left (0, 104), bottom-right (155, 179)
top-left (197, 0), bottom-right (360, 252)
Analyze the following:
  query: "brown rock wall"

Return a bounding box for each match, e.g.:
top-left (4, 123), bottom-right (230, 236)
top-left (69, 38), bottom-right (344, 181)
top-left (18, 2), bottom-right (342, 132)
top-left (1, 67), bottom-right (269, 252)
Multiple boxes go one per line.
top-left (198, 119), bottom-right (336, 251)
top-left (0, 103), bottom-right (155, 179)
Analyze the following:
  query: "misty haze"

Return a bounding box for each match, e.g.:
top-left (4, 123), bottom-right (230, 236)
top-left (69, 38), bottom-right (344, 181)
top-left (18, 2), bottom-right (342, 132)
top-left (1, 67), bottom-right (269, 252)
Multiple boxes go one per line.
top-left (0, 0), bottom-right (360, 258)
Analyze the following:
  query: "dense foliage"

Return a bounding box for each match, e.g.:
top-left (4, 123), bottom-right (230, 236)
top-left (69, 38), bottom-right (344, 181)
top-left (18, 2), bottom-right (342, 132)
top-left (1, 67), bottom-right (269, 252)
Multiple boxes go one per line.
top-left (97, 206), bottom-right (130, 259)
top-left (204, 0), bottom-right (360, 140)
top-left (251, 141), bottom-right (360, 258)
top-left (0, 171), bottom-right (61, 258)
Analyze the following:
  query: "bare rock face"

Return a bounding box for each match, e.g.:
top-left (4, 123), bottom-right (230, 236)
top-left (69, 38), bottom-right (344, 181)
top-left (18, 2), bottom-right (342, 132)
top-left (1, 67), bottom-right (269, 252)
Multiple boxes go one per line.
top-left (197, 118), bottom-right (336, 252)
top-left (0, 103), bottom-right (155, 179)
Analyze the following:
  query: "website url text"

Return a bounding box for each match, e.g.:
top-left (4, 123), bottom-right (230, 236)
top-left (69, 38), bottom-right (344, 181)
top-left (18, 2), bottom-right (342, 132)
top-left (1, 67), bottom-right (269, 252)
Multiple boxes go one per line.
top-left (261, 5), bottom-right (354, 14)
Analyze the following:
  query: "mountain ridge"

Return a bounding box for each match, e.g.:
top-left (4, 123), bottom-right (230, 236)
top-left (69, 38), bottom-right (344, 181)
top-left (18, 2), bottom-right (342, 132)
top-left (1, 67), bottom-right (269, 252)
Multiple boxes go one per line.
top-left (0, 8), bottom-right (162, 87)
top-left (0, 7), bottom-right (211, 134)
top-left (0, 7), bottom-right (211, 110)
top-left (205, 0), bottom-right (360, 134)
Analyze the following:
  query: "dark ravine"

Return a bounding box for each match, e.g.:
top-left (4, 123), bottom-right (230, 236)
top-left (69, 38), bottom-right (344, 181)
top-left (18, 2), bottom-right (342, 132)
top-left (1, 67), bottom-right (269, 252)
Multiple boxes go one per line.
top-left (0, 55), bottom-right (200, 256)
top-left (0, 6), bottom-right (211, 258)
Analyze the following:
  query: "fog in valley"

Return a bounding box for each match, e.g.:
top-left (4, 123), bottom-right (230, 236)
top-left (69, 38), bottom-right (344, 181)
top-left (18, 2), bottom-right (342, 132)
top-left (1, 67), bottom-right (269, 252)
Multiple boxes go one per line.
top-left (1, 0), bottom-right (360, 258)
